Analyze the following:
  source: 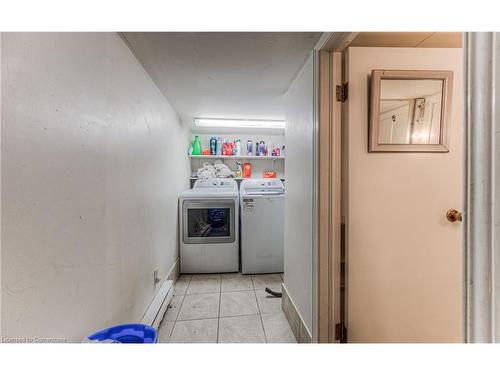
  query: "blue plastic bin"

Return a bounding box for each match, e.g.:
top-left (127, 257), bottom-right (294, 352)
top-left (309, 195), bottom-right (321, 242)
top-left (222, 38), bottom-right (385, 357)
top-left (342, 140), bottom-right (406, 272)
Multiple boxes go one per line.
top-left (87, 324), bottom-right (157, 343)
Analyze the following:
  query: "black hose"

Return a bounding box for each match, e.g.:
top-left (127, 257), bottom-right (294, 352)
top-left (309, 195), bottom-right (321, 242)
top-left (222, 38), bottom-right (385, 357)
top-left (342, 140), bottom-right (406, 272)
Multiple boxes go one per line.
top-left (265, 287), bottom-right (282, 298)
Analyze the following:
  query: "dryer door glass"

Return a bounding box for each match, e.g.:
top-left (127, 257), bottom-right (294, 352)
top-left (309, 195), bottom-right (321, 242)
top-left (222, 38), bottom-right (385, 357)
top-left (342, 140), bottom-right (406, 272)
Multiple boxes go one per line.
top-left (188, 208), bottom-right (231, 237)
top-left (183, 201), bottom-right (235, 244)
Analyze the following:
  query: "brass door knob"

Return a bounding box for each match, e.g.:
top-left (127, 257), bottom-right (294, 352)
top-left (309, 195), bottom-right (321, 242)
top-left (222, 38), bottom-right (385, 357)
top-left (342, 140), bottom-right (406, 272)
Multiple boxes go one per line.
top-left (446, 209), bottom-right (463, 222)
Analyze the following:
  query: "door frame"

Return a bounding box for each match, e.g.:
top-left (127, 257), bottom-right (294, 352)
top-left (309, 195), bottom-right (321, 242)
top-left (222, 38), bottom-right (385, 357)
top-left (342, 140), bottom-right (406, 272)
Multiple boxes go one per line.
top-left (313, 33), bottom-right (354, 342)
top-left (464, 32), bottom-right (500, 343)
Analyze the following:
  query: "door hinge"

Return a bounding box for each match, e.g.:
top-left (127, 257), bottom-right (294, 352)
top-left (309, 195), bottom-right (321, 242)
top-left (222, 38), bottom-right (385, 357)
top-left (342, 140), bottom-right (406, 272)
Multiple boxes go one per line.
top-left (336, 82), bottom-right (348, 102)
top-left (335, 322), bottom-right (347, 343)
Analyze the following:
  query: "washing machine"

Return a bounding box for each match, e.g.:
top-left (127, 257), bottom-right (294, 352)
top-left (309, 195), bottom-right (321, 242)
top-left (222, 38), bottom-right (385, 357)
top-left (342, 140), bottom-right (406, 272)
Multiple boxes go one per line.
top-left (240, 178), bottom-right (285, 274)
top-left (179, 178), bottom-right (239, 273)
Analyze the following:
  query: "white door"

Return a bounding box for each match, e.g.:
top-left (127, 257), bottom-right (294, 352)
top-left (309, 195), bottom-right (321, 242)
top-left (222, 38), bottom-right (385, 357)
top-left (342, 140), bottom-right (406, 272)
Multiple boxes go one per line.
top-left (378, 101), bottom-right (411, 144)
top-left (345, 47), bottom-right (464, 342)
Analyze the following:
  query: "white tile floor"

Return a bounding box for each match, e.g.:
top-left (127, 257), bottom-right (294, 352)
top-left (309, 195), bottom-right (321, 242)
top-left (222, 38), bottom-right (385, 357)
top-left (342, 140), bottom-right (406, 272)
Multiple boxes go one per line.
top-left (157, 273), bottom-right (297, 343)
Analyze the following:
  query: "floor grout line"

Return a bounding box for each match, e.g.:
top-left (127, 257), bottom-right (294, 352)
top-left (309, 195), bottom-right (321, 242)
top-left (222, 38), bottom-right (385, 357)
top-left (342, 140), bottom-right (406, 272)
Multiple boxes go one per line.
top-left (174, 312), bottom-right (264, 323)
top-left (168, 321), bottom-right (177, 343)
top-left (216, 275), bottom-right (222, 343)
top-left (173, 293), bottom-right (186, 320)
top-left (167, 276), bottom-right (192, 343)
top-left (258, 304), bottom-right (269, 342)
top-left (183, 291), bottom-right (221, 296)
top-left (164, 294), bottom-right (186, 341)
top-left (175, 316), bottom-right (219, 322)
top-left (219, 312), bottom-right (263, 320)
top-left (253, 284), bottom-right (268, 343)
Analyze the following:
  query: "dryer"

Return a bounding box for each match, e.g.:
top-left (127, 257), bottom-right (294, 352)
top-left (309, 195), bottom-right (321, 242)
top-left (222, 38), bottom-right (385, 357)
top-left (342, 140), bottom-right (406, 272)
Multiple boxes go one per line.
top-left (240, 178), bottom-right (285, 274)
top-left (179, 178), bottom-right (239, 273)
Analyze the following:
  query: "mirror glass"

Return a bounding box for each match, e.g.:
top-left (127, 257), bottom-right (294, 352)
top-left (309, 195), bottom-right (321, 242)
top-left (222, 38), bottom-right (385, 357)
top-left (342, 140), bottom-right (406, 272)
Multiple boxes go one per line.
top-left (378, 79), bottom-right (443, 145)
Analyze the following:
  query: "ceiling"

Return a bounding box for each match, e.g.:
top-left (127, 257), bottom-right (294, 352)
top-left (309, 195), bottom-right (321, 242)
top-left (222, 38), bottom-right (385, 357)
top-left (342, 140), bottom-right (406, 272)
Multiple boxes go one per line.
top-left (122, 32), bottom-right (321, 133)
top-left (349, 32), bottom-right (462, 48)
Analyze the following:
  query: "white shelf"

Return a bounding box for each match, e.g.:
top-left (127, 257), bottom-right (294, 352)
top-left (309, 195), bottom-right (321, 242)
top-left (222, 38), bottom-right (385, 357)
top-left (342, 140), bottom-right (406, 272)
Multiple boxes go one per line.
top-left (189, 155), bottom-right (284, 160)
top-left (190, 176), bottom-right (285, 181)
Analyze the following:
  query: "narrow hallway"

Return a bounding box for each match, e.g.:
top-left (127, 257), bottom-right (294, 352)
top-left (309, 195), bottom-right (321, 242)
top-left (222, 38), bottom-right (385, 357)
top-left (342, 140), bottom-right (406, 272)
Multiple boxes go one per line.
top-left (157, 273), bottom-right (296, 343)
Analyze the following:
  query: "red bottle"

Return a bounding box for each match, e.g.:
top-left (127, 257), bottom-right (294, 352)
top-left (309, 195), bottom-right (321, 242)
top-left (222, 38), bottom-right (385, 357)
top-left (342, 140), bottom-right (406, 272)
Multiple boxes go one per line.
top-left (243, 162), bottom-right (252, 178)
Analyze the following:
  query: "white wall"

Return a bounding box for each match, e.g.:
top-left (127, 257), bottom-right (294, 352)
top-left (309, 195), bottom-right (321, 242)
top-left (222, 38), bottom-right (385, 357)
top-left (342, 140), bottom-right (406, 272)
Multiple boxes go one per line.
top-left (1, 33), bottom-right (190, 342)
top-left (283, 55), bottom-right (314, 334)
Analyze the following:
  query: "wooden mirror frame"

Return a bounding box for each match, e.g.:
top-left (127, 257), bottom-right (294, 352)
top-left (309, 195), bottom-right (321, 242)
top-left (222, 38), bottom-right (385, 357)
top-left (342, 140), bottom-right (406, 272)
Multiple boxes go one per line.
top-left (369, 69), bottom-right (454, 152)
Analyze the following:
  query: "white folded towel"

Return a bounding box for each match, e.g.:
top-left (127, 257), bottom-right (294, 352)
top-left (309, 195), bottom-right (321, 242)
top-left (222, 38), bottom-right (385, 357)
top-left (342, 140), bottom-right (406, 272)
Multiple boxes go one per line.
top-left (196, 160), bottom-right (235, 179)
top-left (214, 160), bottom-right (235, 178)
top-left (197, 162), bottom-right (216, 179)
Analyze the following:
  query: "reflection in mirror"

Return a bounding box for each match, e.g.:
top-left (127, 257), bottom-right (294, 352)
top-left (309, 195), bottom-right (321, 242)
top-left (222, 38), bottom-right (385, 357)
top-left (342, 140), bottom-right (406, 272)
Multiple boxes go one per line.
top-left (369, 70), bottom-right (453, 152)
top-left (378, 79), bottom-right (443, 145)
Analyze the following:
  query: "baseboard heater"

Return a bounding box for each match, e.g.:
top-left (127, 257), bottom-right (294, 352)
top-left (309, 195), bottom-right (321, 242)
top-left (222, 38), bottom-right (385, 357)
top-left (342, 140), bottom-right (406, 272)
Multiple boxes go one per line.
top-left (141, 278), bottom-right (174, 330)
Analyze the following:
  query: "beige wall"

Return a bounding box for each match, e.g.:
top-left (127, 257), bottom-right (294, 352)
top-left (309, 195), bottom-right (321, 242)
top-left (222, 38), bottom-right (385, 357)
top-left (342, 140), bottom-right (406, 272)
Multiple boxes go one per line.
top-left (345, 47), bottom-right (464, 342)
top-left (1, 33), bottom-right (191, 341)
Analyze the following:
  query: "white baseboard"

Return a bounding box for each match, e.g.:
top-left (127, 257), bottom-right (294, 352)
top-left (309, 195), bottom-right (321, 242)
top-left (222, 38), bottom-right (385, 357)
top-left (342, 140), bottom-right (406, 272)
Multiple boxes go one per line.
top-left (282, 283), bottom-right (312, 343)
top-left (141, 258), bottom-right (179, 329)
top-left (166, 257), bottom-right (180, 283)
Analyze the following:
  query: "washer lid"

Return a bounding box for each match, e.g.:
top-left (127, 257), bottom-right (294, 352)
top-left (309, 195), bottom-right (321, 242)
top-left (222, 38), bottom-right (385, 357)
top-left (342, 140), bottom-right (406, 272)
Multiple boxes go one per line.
top-left (240, 178), bottom-right (284, 195)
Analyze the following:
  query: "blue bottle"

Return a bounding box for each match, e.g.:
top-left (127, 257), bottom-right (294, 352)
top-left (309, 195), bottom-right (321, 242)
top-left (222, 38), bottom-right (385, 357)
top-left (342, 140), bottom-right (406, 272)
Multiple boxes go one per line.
top-left (246, 140), bottom-right (253, 156)
top-left (258, 141), bottom-right (265, 156)
top-left (216, 137), bottom-right (223, 155)
top-left (210, 137), bottom-right (217, 155)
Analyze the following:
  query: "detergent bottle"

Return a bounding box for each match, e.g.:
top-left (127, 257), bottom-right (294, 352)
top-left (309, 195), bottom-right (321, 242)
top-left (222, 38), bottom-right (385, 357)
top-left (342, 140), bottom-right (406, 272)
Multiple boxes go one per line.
top-left (235, 162), bottom-right (243, 178)
top-left (235, 139), bottom-right (241, 156)
top-left (243, 162), bottom-right (252, 178)
top-left (192, 135), bottom-right (202, 155)
top-left (210, 137), bottom-right (217, 155)
top-left (216, 137), bottom-right (223, 155)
